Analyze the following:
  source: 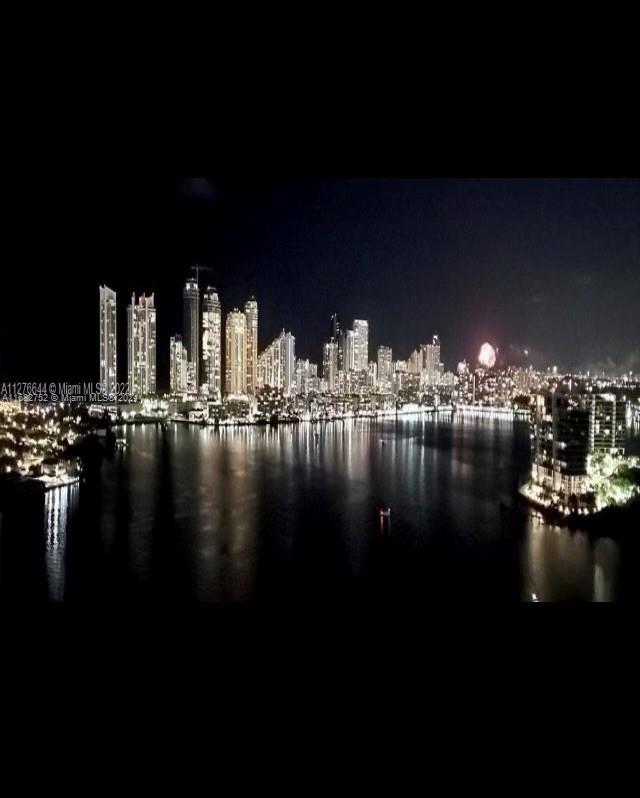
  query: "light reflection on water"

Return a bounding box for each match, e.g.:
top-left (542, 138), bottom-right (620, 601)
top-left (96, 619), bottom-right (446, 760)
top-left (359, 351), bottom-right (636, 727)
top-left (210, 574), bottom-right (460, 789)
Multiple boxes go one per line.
top-left (44, 483), bottom-right (78, 601)
top-left (522, 516), bottom-right (620, 602)
top-left (4, 415), bottom-right (637, 603)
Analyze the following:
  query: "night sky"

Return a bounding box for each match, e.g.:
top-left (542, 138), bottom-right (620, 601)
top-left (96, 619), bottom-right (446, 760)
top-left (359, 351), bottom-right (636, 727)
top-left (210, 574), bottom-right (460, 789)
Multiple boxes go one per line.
top-left (1, 178), bottom-right (639, 387)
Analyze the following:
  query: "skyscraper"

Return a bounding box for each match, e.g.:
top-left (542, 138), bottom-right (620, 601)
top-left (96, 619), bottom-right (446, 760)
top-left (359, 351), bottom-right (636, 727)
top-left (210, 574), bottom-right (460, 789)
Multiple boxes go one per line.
top-left (202, 287), bottom-right (222, 399)
top-left (422, 334), bottom-right (441, 386)
top-left (99, 285), bottom-right (117, 395)
top-left (377, 346), bottom-right (393, 390)
top-left (409, 349), bottom-right (421, 374)
top-left (353, 319), bottom-right (369, 372)
top-left (588, 393), bottom-right (627, 452)
top-left (344, 329), bottom-right (356, 371)
top-left (127, 293), bottom-right (156, 398)
top-left (257, 330), bottom-right (296, 396)
top-left (281, 332), bottom-right (296, 396)
top-left (330, 313), bottom-right (344, 371)
top-left (323, 341), bottom-right (338, 392)
top-left (368, 361), bottom-right (377, 389)
top-left (169, 335), bottom-right (188, 396)
top-left (245, 297), bottom-right (258, 396)
top-left (225, 309), bottom-right (247, 396)
top-left (295, 358), bottom-right (318, 396)
top-left (183, 278), bottom-right (200, 392)
top-left (530, 390), bottom-right (627, 501)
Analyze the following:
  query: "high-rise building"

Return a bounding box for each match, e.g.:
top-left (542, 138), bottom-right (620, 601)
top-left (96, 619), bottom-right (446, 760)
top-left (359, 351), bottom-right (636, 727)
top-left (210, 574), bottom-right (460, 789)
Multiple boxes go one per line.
top-left (225, 309), bottom-right (247, 396)
top-left (295, 358), bottom-right (318, 396)
top-left (330, 313), bottom-right (341, 341)
top-left (368, 361), bottom-right (377, 389)
top-left (588, 393), bottom-right (627, 452)
top-left (127, 293), bottom-right (156, 398)
top-left (408, 349), bottom-right (421, 374)
top-left (530, 390), bottom-right (628, 500)
top-left (202, 287), bottom-right (222, 399)
top-left (278, 330), bottom-right (296, 398)
top-left (169, 335), bottom-right (188, 396)
top-left (183, 278), bottom-right (200, 392)
top-left (257, 330), bottom-right (296, 396)
top-left (186, 362), bottom-right (197, 395)
top-left (344, 330), bottom-right (356, 371)
top-left (329, 313), bottom-right (344, 371)
top-left (422, 335), bottom-right (442, 386)
top-left (99, 285), bottom-right (117, 395)
top-left (377, 346), bottom-right (393, 390)
top-left (353, 319), bottom-right (369, 372)
top-left (323, 341), bottom-right (339, 392)
top-left (245, 297), bottom-right (258, 396)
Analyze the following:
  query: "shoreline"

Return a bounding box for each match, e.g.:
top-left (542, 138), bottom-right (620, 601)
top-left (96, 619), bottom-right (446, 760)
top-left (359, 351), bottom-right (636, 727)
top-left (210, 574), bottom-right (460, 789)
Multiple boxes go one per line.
top-left (519, 480), bottom-right (640, 533)
top-left (112, 403), bottom-right (529, 429)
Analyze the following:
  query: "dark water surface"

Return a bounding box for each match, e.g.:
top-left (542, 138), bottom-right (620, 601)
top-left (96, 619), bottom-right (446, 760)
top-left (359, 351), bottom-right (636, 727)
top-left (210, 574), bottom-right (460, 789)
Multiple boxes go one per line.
top-left (2, 416), bottom-right (639, 603)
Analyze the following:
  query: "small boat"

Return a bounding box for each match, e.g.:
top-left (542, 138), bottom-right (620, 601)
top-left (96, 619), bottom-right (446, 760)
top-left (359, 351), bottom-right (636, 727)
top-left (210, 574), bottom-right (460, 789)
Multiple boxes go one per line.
top-left (115, 437), bottom-right (128, 448)
top-left (379, 505), bottom-right (391, 518)
top-left (380, 439), bottom-right (386, 446)
top-left (531, 593), bottom-right (539, 602)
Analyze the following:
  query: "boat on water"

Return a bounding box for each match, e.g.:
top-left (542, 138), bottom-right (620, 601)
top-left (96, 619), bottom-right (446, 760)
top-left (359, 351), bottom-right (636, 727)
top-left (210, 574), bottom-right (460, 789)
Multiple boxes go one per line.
top-left (379, 505), bottom-right (391, 518)
top-left (115, 437), bottom-right (128, 448)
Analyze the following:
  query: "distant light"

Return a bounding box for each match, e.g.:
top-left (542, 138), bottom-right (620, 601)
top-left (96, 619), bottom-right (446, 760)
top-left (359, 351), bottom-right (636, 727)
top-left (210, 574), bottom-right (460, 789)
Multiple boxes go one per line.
top-left (478, 342), bottom-right (496, 368)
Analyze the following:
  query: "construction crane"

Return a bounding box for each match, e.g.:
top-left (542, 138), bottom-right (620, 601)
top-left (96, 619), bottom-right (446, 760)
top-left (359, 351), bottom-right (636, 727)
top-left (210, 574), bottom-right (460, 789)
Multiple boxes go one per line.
top-left (190, 264), bottom-right (214, 288)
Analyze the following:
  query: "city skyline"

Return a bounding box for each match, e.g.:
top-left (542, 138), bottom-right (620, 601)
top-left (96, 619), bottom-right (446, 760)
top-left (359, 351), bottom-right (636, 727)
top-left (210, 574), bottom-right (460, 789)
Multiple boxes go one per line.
top-left (3, 179), bottom-right (638, 385)
top-left (2, 176), bottom-right (640, 609)
top-left (98, 272), bottom-right (639, 401)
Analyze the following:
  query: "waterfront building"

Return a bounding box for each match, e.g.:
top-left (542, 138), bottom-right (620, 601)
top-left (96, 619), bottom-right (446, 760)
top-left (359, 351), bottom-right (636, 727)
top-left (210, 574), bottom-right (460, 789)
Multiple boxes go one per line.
top-left (330, 313), bottom-right (341, 342)
top-left (589, 393), bottom-right (627, 452)
top-left (257, 330), bottom-right (296, 396)
top-left (225, 309), bottom-right (247, 396)
top-left (169, 335), bottom-right (188, 396)
top-left (422, 335), bottom-right (442, 386)
top-left (330, 313), bottom-right (344, 371)
top-left (99, 285), bottom-right (117, 395)
top-left (245, 297), bottom-right (258, 396)
top-left (186, 362), bottom-right (197, 395)
top-left (127, 293), bottom-right (156, 398)
top-left (530, 390), bottom-right (628, 500)
top-left (368, 361), bottom-right (377, 390)
top-left (353, 320), bottom-right (369, 372)
top-left (344, 330), bottom-right (356, 372)
top-left (183, 278), bottom-right (200, 391)
top-left (323, 341), bottom-right (339, 392)
top-left (202, 287), bottom-right (222, 399)
top-left (295, 359), bottom-right (318, 396)
top-left (281, 333), bottom-right (296, 396)
top-left (408, 349), bottom-right (421, 374)
top-left (377, 346), bottom-right (393, 391)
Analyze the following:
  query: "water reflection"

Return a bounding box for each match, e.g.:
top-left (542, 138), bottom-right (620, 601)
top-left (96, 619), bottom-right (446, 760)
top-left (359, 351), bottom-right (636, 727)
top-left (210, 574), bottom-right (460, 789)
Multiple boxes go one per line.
top-left (523, 516), bottom-right (620, 602)
top-left (593, 538), bottom-right (620, 602)
top-left (44, 483), bottom-right (78, 601)
top-left (13, 417), bottom-right (639, 603)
